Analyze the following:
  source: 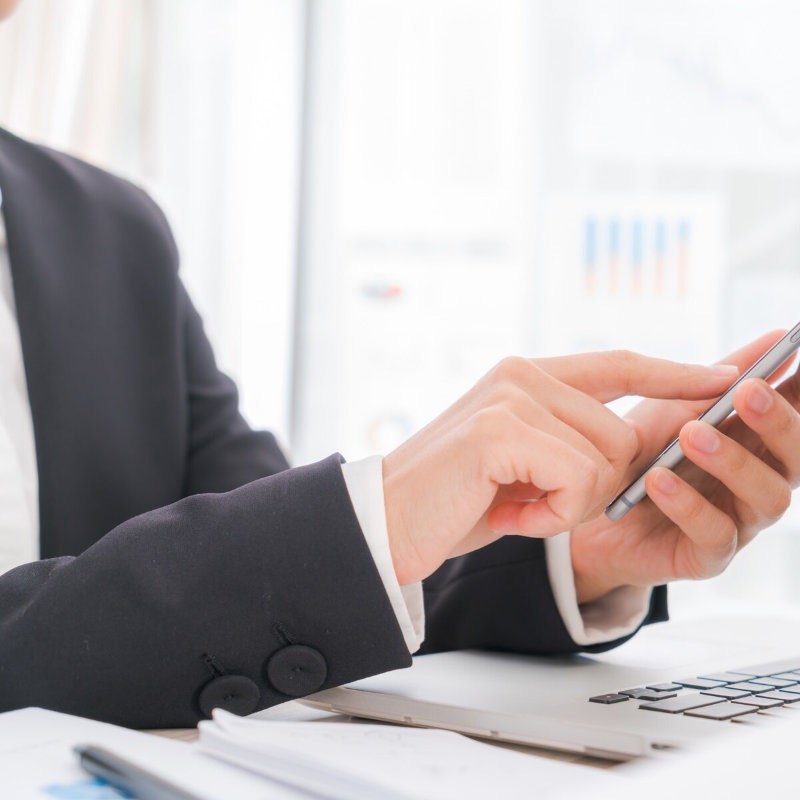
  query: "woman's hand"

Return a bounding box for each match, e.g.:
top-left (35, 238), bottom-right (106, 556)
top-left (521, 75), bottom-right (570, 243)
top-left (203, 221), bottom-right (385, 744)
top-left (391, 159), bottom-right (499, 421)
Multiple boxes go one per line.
top-left (382, 352), bottom-right (740, 585)
top-left (569, 331), bottom-right (800, 604)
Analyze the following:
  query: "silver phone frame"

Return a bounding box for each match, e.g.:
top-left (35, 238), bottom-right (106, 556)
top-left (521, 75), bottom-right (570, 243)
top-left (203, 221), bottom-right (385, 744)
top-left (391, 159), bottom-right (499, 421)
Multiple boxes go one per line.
top-left (605, 322), bottom-right (800, 521)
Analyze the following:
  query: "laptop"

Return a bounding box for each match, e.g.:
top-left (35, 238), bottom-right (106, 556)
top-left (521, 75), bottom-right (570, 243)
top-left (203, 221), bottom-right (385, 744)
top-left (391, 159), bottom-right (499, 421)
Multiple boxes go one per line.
top-left (302, 610), bottom-right (800, 761)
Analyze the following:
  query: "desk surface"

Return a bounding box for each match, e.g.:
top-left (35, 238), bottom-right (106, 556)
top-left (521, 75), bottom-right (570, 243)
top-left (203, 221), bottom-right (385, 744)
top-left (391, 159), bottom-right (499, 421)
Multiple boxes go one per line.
top-left (146, 605), bottom-right (800, 772)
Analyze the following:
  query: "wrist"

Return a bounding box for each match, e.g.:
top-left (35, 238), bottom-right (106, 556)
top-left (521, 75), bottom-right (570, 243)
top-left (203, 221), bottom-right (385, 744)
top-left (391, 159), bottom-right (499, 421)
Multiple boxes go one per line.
top-left (570, 533), bottom-right (620, 604)
top-left (382, 451), bottom-right (424, 586)
top-left (573, 569), bottom-right (616, 606)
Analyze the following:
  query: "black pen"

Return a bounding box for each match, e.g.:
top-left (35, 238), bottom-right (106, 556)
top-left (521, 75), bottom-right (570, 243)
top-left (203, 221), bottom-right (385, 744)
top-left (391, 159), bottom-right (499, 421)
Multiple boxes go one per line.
top-left (75, 744), bottom-right (204, 800)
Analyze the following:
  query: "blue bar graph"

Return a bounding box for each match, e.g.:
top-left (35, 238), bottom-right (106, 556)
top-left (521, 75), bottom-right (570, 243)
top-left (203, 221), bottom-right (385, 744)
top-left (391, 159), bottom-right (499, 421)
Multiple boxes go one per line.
top-left (580, 213), bottom-right (691, 296)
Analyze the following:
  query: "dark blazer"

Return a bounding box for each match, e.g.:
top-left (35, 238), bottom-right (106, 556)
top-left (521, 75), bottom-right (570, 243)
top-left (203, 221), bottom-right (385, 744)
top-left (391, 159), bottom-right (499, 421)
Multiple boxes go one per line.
top-left (0, 128), bottom-right (666, 728)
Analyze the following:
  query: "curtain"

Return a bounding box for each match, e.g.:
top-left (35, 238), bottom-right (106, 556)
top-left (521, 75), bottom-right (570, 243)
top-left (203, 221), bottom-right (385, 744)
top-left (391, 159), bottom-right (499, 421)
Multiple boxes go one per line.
top-left (0, 0), bottom-right (145, 170)
top-left (0, 0), bottom-right (304, 448)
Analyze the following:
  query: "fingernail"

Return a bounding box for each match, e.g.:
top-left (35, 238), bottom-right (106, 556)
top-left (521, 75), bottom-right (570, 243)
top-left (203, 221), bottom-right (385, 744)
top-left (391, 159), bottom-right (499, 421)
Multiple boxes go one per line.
top-left (687, 422), bottom-right (720, 454)
top-left (710, 364), bottom-right (739, 379)
top-left (747, 382), bottom-right (773, 415)
top-left (652, 470), bottom-right (678, 494)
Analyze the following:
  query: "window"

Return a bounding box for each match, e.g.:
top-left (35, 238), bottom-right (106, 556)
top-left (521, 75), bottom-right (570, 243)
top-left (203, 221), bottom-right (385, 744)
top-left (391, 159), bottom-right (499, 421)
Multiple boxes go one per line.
top-left (295, 0), bottom-right (800, 612)
top-left (3, 0), bottom-right (799, 611)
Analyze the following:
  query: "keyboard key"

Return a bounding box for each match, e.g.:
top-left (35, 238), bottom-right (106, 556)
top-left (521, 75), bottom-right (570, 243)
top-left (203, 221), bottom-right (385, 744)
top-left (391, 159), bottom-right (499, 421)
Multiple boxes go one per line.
top-left (771, 673), bottom-right (800, 682)
top-left (640, 693), bottom-right (723, 714)
top-left (726, 682), bottom-right (771, 693)
top-left (700, 687), bottom-right (752, 699)
top-left (772, 685), bottom-right (800, 695)
top-left (754, 691), bottom-right (800, 704)
top-left (749, 677), bottom-right (798, 688)
top-left (700, 672), bottom-right (752, 683)
top-left (735, 695), bottom-right (785, 708)
top-left (589, 693), bottom-right (629, 704)
top-left (645, 682), bottom-right (683, 692)
top-left (732, 659), bottom-right (800, 677)
top-left (619, 688), bottom-right (676, 701)
top-left (674, 677), bottom-right (728, 690)
top-left (685, 703), bottom-right (758, 720)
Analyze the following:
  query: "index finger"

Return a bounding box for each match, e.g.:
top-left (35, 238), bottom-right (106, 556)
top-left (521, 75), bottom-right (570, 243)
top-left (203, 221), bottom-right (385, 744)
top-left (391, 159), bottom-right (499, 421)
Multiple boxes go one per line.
top-left (627, 330), bottom-right (789, 451)
top-left (533, 350), bottom-right (740, 404)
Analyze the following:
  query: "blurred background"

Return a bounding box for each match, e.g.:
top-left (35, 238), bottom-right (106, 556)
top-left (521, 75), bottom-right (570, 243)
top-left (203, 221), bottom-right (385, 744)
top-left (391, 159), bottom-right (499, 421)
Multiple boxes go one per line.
top-left (2, 0), bottom-right (800, 614)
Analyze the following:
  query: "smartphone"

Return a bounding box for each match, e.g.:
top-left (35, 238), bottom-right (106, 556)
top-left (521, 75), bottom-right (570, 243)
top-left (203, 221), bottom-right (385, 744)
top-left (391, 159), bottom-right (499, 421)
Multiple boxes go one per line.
top-left (605, 321), bottom-right (800, 521)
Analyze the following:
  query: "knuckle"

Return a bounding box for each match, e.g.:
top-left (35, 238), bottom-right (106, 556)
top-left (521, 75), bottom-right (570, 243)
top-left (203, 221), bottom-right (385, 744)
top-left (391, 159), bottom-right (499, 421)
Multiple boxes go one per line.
top-left (726, 441), bottom-right (750, 473)
top-left (491, 356), bottom-right (533, 386)
top-left (615, 348), bottom-right (636, 366)
top-left (781, 375), bottom-right (800, 409)
top-left (779, 482), bottom-right (793, 514)
top-left (549, 497), bottom-right (584, 532)
top-left (599, 459), bottom-right (618, 495)
top-left (682, 488), bottom-right (709, 527)
top-left (608, 421), bottom-right (639, 466)
top-left (621, 423), bottom-right (640, 461)
top-left (605, 349), bottom-right (636, 393)
top-left (765, 482), bottom-right (792, 521)
top-left (573, 455), bottom-right (603, 504)
top-left (607, 349), bottom-right (635, 371)
top-left (704, 521), bottom-right (738, 571)
top-left (469, 406), bottom-right (513, 442)
top-left (692, 557), bottom-right (725, 581)
top-left (718, 518), bottom-right (739, 552)
top-left (774, 403), bottom-right (798, 438)
top-left (586, 456), bottom-right (615, 499)
top-left (558, 457), bottom-right (611, 529)
top-left (489, 382), bottom-right (529, 412)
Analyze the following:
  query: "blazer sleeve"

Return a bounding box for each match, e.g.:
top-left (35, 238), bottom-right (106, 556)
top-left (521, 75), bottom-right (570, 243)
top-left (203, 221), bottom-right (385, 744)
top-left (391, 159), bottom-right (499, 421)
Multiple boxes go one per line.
top-left (0, 456), bottom-right (412, 728)
top-left (422, 536), bottom-right (669, 655)
top-left (0, 215), bottom-right (411, 727)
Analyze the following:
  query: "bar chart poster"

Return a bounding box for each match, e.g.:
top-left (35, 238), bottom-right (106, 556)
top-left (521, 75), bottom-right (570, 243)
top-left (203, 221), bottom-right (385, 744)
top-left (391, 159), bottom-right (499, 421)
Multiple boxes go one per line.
top-left (539, 195), bottom-right (725, 365)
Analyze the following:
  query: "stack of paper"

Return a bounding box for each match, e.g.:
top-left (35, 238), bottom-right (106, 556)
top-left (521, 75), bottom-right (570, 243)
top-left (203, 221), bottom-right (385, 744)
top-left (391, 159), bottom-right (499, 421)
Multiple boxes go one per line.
top-left (197, 709), bottom-right (623, 799)
top-left (2, 706), bottom-right (627, 799)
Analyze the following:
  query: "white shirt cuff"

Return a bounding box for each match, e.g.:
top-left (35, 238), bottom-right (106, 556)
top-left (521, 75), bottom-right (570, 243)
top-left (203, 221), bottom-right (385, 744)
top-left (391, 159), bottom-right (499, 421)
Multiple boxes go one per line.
top-left (340, 455), bottom-right (425, 654)
top-left (544, 532), bottom-right (652, 646)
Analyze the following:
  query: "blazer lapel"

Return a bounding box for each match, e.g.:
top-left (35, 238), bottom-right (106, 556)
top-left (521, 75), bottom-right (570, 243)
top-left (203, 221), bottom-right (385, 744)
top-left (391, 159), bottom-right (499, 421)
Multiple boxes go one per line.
top-left (0, 129), bottom-right (98, 556)
top-left (0, 128), bottom-right (189, 558)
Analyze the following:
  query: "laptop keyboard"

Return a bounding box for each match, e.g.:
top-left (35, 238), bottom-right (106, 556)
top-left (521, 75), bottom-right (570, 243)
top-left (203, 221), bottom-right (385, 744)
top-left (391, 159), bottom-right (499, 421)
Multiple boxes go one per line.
top-left (589, 656), bottom-right (800, 721)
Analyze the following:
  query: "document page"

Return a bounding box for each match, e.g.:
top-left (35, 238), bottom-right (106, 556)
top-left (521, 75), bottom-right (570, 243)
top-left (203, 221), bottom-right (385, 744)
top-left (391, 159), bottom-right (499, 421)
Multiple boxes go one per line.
top-left (198, 709), bottom-right (625, 800)
top-left (0, 707), bottom-right (304, 799)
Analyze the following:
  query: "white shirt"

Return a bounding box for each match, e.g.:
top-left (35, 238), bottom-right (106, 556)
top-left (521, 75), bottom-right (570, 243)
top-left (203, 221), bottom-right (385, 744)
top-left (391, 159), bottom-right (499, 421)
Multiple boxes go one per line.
top-left (0, 193), bottom-right (39, 574)
top-left (0, 196), bottom-right (649, 655)
top-left (343, 459), bottom-right (652, 652)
